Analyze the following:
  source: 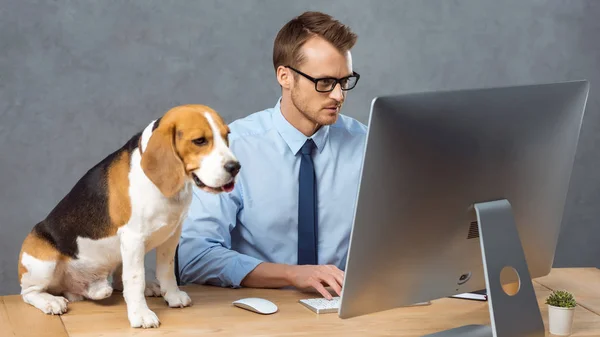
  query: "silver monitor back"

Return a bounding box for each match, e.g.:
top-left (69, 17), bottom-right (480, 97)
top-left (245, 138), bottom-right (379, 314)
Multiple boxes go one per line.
top-left (339, 80), bottom-right (589, 320)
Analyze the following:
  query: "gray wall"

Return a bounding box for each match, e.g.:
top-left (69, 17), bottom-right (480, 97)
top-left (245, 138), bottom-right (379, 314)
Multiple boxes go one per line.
top-left (1, 0), bottom-right (599, 295)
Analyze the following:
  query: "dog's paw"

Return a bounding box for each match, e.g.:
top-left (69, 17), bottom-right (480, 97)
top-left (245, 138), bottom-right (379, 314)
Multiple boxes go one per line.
top-left (144, 280), bottom-right (162, 297)
top-left (128, 307), bottom-right (160, 328)
top-left (33, 294), bottom-right (69, 315)
top-left (86, 283), bottom-right (113, 300)
top-left (163, 290), bottom-right (192, 308)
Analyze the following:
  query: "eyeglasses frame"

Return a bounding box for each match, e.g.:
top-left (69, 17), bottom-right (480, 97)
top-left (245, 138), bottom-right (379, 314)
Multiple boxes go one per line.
top-left (285, 65), bottom-right (360, 93)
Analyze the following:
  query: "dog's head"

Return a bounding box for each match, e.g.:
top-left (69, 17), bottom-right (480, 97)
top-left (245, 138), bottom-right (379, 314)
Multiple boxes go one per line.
top-left (140, 104), bottom-right (240, 198)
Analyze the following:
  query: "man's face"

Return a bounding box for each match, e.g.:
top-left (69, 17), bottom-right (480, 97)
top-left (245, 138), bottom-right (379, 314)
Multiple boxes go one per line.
top-left (289, 36), bottom-right (354, 127)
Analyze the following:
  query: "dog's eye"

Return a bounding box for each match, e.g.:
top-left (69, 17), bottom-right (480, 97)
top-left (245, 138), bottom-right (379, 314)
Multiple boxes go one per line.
top-left (192, 137), bottom-right (208, 146)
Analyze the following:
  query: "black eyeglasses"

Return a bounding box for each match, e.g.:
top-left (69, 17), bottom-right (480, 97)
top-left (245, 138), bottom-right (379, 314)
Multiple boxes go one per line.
top-left (285, 66), bottom-right (360, 93)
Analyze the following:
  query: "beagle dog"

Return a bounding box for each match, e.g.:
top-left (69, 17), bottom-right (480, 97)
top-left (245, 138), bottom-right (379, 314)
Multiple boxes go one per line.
top-left (17, 104), bottom-right (240, 328)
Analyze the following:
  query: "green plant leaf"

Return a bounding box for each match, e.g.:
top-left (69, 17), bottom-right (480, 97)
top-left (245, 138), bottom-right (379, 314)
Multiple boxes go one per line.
top-left (545, 290), bottom-right (576, 308)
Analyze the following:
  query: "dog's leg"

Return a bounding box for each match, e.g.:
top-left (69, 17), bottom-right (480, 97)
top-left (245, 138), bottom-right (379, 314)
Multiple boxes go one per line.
top-left (118, 226), bottom-right (159, 329)
top-left (113, 262), bottom-right (161, 297)
top-left (156, 224), bottom-right (191, 308)
top-left (20, 253), bottom-right (68, 315)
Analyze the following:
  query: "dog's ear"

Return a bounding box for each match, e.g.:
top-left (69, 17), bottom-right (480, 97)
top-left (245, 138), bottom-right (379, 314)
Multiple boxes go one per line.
top-left (141, 123), bottom-right (186, 198)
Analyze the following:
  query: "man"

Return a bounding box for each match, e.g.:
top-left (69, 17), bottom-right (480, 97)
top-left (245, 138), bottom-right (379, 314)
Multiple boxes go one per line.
top-left (177, 11), bottom-right (367, 300)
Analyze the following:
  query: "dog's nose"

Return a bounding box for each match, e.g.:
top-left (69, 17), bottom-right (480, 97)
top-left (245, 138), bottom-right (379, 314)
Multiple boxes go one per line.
top-left (224, 161), bottom-right (241, 176)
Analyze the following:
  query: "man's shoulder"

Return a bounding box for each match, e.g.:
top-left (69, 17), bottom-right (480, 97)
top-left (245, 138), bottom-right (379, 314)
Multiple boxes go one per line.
top-left (227, 107), bottom-right (274, 141)
top-left (331, 114), bottom-right (368, 137)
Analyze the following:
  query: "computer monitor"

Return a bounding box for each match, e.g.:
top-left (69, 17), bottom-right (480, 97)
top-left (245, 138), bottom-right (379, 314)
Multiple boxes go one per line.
top-left (338, 80), bottom-right (590, 337)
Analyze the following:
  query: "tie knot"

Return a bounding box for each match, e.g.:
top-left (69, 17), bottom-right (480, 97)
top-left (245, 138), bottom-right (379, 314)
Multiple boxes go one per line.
top-left (300, 138), bottom-right (316, 155)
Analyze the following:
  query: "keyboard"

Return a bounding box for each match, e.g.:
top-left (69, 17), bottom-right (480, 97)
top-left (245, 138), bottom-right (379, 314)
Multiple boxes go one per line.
top-left (299, 296), bottom-right (432, 314)
top-left (299, 296), bottom-right (342, 314)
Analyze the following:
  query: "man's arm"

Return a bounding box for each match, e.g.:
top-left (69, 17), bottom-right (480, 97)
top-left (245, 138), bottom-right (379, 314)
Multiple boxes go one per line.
top-left (241, 262), bottom-right (344, 299)
top-left (240, 262), bottom-right (291, 288)
top-left (178, 187), bottom-right (345, 298)
top-left (178, 186), bottom-right (262, 288)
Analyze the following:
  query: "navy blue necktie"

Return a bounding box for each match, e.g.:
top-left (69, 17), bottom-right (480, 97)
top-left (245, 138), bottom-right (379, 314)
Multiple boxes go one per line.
top-left (298, 138), bottom-right (318, 265)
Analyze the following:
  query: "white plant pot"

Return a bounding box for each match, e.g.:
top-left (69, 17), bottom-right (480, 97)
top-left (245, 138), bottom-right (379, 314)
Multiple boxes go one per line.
top-left (548, 304), bottom-right (575, 336)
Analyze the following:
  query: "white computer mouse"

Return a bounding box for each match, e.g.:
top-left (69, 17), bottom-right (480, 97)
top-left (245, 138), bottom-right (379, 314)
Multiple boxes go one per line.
top-left (232, 297), bottom-right (278, 315)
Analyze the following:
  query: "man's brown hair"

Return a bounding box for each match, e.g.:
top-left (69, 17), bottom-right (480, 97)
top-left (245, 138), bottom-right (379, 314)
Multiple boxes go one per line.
top-left (273, 11), bottom-right (357, 72)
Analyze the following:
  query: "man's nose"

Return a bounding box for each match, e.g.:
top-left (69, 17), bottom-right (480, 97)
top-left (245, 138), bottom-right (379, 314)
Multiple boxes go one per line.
top-left (329, 83), bottom-right (344, 101)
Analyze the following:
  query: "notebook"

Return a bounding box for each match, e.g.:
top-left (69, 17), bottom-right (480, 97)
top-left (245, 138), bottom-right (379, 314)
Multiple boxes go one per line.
top-left (449, 289), bottom-right (488, 301)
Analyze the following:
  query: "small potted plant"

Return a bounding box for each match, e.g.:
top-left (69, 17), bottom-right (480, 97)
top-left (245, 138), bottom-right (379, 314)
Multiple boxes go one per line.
top-left (545, 289), bottom-right (576, 336)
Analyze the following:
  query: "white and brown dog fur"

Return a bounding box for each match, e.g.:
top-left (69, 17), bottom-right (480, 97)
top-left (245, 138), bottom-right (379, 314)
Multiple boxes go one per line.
top-left (17, 105), bottom-right (240, 328)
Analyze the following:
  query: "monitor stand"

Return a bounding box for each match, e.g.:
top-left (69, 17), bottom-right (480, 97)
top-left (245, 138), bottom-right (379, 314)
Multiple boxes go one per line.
top-left (423, 199), bottom-right (545, 337)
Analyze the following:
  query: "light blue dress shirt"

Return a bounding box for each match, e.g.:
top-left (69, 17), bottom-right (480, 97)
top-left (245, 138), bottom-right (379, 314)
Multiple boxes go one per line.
top-left (177, 98), bottom-right (367, 288)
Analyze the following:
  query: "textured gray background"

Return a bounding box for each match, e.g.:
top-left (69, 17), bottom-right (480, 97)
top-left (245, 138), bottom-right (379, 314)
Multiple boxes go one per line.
top-left (1, 0), bottom-right (599, 295)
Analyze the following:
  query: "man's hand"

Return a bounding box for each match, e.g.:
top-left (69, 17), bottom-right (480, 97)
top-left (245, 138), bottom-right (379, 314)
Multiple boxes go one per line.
top-left (240, 262), bottom-right (345, 299)
top-left (285, 265), bottom-right (344, 299)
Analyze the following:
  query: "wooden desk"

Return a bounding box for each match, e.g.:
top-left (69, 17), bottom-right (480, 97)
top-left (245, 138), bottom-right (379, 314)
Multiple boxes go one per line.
top-left (1, 295), bottom-right (69, 337)
top-left (1, 268), bottom-right (599, 337)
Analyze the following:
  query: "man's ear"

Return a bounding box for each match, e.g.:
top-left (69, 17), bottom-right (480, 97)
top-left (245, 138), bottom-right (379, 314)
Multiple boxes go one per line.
top-left (140, 124), bottom-right (186, 198)
top-left (276, 65), bottom-right (291, 89)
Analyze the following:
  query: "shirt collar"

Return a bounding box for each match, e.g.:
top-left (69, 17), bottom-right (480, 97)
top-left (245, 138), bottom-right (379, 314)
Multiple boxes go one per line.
top-left (272, 97), bottom-right (329, 155)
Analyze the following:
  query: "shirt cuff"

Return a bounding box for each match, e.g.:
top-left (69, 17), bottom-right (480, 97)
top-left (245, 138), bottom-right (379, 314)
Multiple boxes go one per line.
top-left (226, 254), bottom-right (263, 288)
